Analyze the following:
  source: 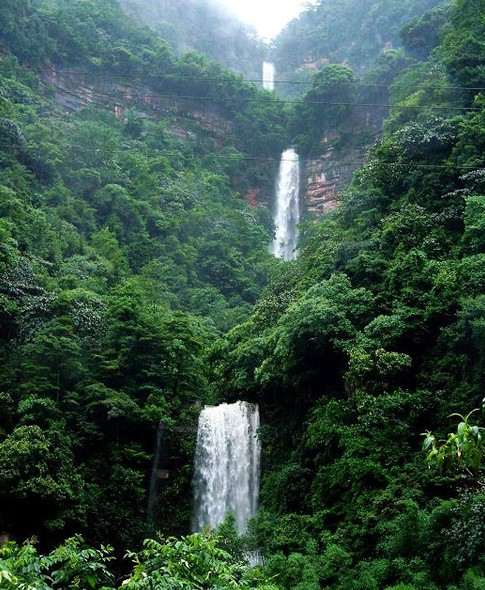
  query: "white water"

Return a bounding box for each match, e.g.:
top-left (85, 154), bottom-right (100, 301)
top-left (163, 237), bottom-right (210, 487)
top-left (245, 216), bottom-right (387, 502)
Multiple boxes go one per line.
top-left (192, 401), bottom-right (261, 534)
top-left (271, 148), bottom-right (301, 260)
top-left (262, 62), bottom-right (275, 91)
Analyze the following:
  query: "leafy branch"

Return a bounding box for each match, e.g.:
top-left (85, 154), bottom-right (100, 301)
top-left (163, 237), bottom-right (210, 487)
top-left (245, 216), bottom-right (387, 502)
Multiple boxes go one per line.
top-left (422, 406), bottom-right (484, 479)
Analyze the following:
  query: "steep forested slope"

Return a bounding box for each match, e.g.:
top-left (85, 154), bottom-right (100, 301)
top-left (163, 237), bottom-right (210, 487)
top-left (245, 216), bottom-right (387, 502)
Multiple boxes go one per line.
top-left (276, 0), bottom-right (457, 218)
top-left (271, 0), bottom-right (449, 94)
top-left (118, 0), bottom-right (267, 79)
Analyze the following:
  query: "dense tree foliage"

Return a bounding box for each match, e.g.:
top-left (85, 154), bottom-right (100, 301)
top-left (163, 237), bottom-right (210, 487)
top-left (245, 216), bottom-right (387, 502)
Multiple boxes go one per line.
top-left (287, 64), bottom-right (357, 154)
top-left (0, 532), bottom-right (276, 589)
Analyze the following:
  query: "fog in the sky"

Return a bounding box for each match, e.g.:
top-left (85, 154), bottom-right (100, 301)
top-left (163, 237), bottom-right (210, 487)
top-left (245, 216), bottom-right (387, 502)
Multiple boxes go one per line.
top-left (218, 0), bottom-right (315, 39)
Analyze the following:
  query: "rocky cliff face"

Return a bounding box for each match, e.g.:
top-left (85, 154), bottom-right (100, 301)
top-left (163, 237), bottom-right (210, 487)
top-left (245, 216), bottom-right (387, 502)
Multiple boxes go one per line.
top-left (304, 151), bottom-right (361, 214)
top-left (41, 67), bottom-right (280, 211)
top-left (41, 68), bottom-right (364, 218)
top-left (41, 67), bottom-right (231, 144)
top-left (301, 131), bottom-right (375, 216)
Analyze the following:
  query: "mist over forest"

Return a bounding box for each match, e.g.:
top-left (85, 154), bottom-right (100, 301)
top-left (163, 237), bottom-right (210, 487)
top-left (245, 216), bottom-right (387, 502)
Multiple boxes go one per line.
top-left (0, 0), bottom-right (483, 588)
top-left (118, 0), bottom-right (267, 77)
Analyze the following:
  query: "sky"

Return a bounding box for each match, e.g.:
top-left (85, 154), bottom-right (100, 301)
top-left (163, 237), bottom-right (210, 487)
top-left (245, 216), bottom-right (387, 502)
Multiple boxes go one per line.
top-left (218, 0), bottom-right (314, 40)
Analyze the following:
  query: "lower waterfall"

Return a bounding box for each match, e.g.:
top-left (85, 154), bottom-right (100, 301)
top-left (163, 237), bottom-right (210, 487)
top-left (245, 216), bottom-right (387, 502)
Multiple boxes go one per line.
top-left (192, 401), bottom-right (261, 534)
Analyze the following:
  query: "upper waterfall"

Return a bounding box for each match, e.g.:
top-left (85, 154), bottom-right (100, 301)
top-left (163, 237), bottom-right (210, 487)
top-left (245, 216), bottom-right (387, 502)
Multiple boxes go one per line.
top-left (192, 401), bottom-right (261, 534)
top-left (271, 148), bottom-right (301, 261)
top-left (262, 62), bottom-right (275, 91)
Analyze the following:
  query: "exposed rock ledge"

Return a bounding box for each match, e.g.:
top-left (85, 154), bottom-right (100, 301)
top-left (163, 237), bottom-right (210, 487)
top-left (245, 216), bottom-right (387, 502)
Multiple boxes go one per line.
top-left (40, 67), bottom-right (231, 144)
top-left (303, 145), bottom-right (367, 215)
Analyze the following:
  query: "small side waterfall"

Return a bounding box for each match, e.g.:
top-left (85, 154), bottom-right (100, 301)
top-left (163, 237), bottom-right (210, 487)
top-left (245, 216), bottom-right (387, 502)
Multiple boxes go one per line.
top-left (262, 62), bottom-right (275, 91)
top-left (147, 422), bottom-right (168, 524)
top-left (192, 401), bottom-right (261, 534)
top-left (271, 148), bottom-right (301, 260)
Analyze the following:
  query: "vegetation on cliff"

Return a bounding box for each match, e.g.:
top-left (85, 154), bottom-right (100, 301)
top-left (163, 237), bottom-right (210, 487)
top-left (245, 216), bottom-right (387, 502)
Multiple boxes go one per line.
top-left (0, 0), bottom-right (288, 549)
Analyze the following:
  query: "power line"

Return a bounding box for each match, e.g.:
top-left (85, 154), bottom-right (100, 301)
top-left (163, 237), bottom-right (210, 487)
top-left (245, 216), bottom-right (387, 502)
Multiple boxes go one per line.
top-left (3, 72), bottom-right (482, 170)
top-left (16, 67), bottom-right (485, 92)
top-left (124, 93), bottom-right (479, 110)
top-left (44, 81), bottom-right (480, 110)
top-left (1, 142), bottom-right (482, 170)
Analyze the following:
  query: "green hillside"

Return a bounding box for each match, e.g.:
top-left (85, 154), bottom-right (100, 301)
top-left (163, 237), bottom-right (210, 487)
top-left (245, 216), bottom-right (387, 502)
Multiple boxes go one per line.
top-left (271, 0), bottom-right (449, 97)
top-left (118, 0), bottom-right (267, 80)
